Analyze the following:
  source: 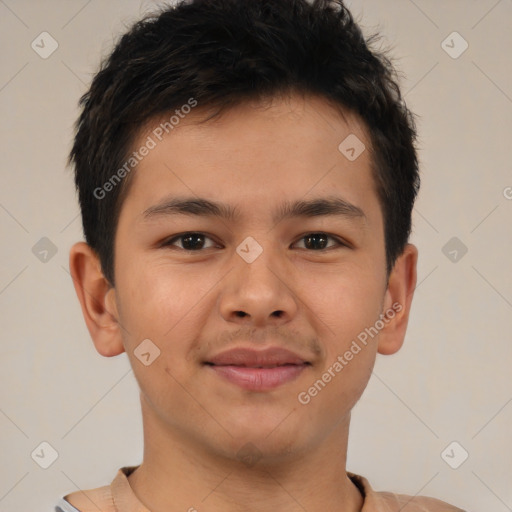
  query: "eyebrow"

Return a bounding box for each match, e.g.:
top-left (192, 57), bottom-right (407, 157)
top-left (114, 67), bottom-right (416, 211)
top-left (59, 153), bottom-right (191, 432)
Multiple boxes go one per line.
top-left (142, 195), bottom-right (366, 224)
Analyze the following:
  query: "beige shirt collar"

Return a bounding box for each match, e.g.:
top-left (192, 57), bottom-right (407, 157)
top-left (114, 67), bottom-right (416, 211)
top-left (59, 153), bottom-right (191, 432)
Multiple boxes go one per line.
top-left (65, 465), bottom-right (464, 511)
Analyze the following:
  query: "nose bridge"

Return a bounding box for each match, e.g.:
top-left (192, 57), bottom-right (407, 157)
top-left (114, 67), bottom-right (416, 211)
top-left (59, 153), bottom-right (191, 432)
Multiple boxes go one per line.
top-left (239, 241), bottom-right (281, 292)
top-left (219, 236), bottom-right (297, 324)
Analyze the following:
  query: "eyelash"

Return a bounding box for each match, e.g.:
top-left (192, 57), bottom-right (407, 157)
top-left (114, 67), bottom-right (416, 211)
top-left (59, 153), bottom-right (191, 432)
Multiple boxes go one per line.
top-left (160, 232), bottom-right (348, 252)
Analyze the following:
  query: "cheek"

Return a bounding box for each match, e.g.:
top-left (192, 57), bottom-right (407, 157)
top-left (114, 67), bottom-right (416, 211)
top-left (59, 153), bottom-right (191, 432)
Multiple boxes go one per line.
top-left (113, 262), bottom-right (207, 403)
top-left (301, 279), bottom-right (380, 416)
top-left (305, 262), bottom-right (384, 341)
top-left (115, 255), bottom-right (190, 330)
top-left (114, 257), bottom-right (219, 368)
top-left (324, 271), bottom-right (383, 400)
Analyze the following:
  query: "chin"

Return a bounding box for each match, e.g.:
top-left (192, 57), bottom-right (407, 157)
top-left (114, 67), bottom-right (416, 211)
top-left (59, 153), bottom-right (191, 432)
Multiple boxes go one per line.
top-left (225, 421), bottom-right (308, 460)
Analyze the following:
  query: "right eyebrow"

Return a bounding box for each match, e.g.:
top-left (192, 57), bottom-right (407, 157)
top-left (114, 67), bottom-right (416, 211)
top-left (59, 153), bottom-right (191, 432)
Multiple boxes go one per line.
top-left (142, 196), bottom-right (239, 222)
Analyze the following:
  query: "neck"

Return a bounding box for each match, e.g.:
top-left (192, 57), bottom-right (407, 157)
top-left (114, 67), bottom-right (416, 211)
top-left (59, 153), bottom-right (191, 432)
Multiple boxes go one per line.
top-left (128, 394), bottom-right (363, 512)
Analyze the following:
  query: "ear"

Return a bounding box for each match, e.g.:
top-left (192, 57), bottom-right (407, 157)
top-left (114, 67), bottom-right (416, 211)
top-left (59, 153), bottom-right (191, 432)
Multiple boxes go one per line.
top-left (68, 241), bottom-right (125, 357)
top-left (377, 243), bottom-right (418, 355)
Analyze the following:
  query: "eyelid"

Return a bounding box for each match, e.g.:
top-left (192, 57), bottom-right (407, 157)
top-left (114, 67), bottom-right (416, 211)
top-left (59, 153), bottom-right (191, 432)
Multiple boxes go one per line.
top-left (291, 232), bottom-right (349, 250)
top-left (161, 232), bottom-right (221, 250)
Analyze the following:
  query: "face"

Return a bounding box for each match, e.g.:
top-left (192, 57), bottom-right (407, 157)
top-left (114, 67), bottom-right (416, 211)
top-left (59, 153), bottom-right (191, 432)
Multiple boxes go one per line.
top-left (108, 94), bottom-right (395, 461)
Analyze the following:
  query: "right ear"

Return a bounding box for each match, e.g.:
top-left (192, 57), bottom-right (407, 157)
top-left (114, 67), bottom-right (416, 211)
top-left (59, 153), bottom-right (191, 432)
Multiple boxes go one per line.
top-left (68, 242), bottom-right (125, 357)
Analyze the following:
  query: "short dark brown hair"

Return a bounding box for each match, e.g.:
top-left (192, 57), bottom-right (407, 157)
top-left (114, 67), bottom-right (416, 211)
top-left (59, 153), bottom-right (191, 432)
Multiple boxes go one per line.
top-left (69, 0), bottom-right (420, 286)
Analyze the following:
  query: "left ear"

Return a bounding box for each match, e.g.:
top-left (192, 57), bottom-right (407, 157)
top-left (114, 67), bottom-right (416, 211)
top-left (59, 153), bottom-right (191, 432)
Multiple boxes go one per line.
top-left (377, 243), bottom-right (418, 355)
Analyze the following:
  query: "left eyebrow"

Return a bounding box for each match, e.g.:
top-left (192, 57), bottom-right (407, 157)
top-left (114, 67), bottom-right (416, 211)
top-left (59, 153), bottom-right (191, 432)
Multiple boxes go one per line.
top-left (141, 195), bottom-right (367, 224)
top-left (275, 197), bottom-right (366, 224)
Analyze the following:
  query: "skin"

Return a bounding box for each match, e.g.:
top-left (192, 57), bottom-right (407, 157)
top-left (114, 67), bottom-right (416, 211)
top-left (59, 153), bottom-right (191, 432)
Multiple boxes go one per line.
top-left (69, 93), bottom-right (417, 512)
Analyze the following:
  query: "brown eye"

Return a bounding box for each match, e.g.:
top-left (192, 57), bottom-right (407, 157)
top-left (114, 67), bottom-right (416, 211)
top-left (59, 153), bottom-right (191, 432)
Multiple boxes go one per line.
top-left (163, 232), bottom-right (217, 251)
top-left (293, 233), bottom-right (345, 250)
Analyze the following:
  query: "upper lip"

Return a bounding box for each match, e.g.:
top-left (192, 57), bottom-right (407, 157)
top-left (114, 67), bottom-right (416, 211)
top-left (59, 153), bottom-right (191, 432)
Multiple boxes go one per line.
top-left (205, 347), bottom-right (311, 367)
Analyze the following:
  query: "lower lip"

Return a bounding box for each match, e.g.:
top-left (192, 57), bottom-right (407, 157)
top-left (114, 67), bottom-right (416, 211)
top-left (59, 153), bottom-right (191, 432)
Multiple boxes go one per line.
top-left (207, 364), bottom-right (308, 391)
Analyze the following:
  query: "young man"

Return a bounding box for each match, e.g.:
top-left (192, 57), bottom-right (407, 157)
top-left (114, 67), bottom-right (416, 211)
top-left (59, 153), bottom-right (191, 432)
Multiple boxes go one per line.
top-left (59, 0), bottom-right (464, 510)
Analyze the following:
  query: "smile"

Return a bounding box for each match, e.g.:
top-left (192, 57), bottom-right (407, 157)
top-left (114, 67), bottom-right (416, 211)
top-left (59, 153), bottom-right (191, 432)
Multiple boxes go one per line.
top-left (205, 362), bottom-right (310, 391)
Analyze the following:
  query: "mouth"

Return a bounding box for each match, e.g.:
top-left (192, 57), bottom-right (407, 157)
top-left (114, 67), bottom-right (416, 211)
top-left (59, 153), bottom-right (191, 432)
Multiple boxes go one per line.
top-left (205, 362), bottom-right (310, 369)
top-left (204, 347), bottom-right (312, 391)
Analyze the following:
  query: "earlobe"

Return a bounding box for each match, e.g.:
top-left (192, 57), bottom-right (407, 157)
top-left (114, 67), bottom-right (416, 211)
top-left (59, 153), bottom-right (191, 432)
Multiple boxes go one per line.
top-left (68, 242), bottom-right (125, 357)
top-left (377, 243), bottom-right (418, 356)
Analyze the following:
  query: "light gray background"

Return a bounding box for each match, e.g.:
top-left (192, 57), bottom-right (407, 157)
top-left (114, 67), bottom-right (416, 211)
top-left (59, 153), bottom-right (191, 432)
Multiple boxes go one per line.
top-left (1, 1), bottom-right (511, 510)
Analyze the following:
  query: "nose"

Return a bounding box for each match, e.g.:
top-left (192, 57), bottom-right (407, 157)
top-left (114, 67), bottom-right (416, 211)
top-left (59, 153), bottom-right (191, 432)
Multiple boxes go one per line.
top-left (218, 245), bottom-right (298, 327)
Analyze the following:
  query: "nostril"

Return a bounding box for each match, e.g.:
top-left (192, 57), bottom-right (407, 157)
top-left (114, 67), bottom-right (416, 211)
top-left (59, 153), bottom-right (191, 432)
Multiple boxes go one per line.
top-left (235, 311), bottom-right (248, 318)
top-left (272, 310), bottom-right (284, 318)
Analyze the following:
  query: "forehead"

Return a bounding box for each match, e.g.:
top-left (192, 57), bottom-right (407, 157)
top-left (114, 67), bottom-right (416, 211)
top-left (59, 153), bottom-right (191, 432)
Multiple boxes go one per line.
top-left (141, 93), bottom-right (371, 154)
top-left (120, 93), bottom-right (380, 226)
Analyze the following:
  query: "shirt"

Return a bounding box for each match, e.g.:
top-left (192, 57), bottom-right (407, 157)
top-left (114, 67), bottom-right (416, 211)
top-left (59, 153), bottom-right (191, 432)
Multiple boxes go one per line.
top-left (55, 466), bottom-right (466, 512)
